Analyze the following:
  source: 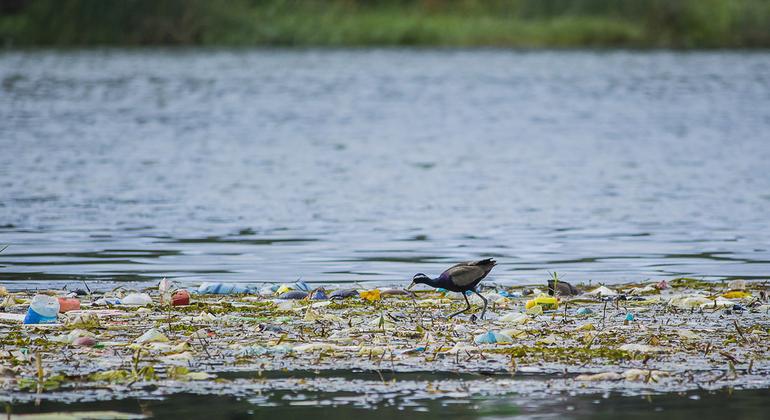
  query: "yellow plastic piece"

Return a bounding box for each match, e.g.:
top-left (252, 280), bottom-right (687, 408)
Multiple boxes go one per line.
top-left (276, 284), bottom-right (293, 295)
top-left (722, 291), bottom-right (751, 299)
top-left (525, 294), bottom-right (559, 310)
top-left (359, 289), bottom-right (381, 302)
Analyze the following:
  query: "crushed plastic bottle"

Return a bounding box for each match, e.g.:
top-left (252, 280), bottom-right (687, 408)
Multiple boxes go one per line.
top-left (23, 294), bottom-right (60, 324)
top-left (197, 282), bottom-right (252, 294)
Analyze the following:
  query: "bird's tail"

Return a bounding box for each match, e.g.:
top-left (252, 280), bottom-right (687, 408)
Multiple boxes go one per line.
top-left (475, 258), bottom-right (497, 267)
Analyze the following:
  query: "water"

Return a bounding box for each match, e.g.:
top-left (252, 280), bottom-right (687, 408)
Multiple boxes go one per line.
top-left (8, 387), bottom-right (770, 419)
top-left (1, 49), bottom-right (770, 289)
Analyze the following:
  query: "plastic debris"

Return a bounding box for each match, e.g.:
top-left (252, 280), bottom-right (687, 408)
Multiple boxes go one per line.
top-left (135, 328), bottom-right (170, 344)
top-left (677, 329), bottom-right (699, 340)
top-left (722, 290), bottom-right (751, 299)
top-left (399, 346), bottom-right (426, 355)
top-left (500, 312), bottom-right (528, 324)
top-left (576, 307), bottom-right (593, 315)
top-left (525, 304), bottom-right (544, 315)
top-left (73, 336), bottom-right (97, 347)
top-left (380, 288), bottom-right (410, 297)
top-left (575, 372), bottom-right (624, 381)
top-left (93, 297), bottom-right (121, 306)
top-left (670, 295), bottom-right (712, 309)
top-left (257, 285), bottom-right (276, 296)
top-left (359, 289), bottom-right (382, 302)
top-left (629, 285), bottom-right (658, 295)
top-left (294, 280), bottom-right (311, 292)
top-left (197, 282), bottom-right (252, 294)
top-left (727, 279), bottom-right (747, 290)
top-left (474, 330), bottom-right (513, 344)
top-left (52, 329), bottom-right (96, 344)
top-left (57, 297), bottom-right (81, 313)
top-left (310, 288), bottom-right (328, 300)
top-left (587, 286), bottom-right (617, 297)
top-left (330, 289), bottom-right (359, 300)
top-left (276, 284), bottom-right (294, 295)
top-left (525, 294), bottom-right (558, 311)
top-left (23, 294), bottom-right (60, 324)
top-left (500, 328), bottom-right (526, 338)
top-left (278, 291), bottom-right (309, 300)
top-left (121, 293), bottom-right (153, 306)
top-left (623, 369), bottom-right (670, 382)
top-left (619, 343), bottom-right (665, 353)
top-left (625, 313), bottom-right (634, 321)
top-left (239, 345), bottom-right (293, 356)
top-left (171, 289), bottom-right (191, 306)
top-left (576, 369), bottom-right (670, 382)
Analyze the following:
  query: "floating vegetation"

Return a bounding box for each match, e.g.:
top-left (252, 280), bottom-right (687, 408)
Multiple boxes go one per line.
top-left (0, 278), bottom-right (769, 407)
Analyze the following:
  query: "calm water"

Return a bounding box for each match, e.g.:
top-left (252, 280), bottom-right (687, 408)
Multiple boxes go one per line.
top-left (8, 387), bottom-right (770, 419)
top-left (1, 49), bottom-right (770, 289)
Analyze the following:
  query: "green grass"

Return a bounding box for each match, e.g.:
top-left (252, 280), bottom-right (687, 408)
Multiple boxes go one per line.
top-left (1, 0), bottom-right (769, 48)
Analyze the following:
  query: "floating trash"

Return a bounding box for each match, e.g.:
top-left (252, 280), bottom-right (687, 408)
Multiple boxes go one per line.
top-left (525, 294), bottom-right (558, 311)
top-left (57, 297), bottom-right (81, 313)
top-left (171, 290), bottom-right (191, 306)
top-left (278, 291), bottom-right (308, 300)
top-left (198, 282), bottom-right (252, 294)
top-left (330, 289), bottom-right (359, 300)
top-left (23, 294), bottom-right (60, 324)
top-left (474, 330), bottom-right (513, 344)
top-left (121, 293), bottom-right (153, 306)
top-left (587, 286), bottom-right (617, 297)
top-left (359, 289), bottom-right (381, 302)
top-left (310, 288), bottom-right (328, 300)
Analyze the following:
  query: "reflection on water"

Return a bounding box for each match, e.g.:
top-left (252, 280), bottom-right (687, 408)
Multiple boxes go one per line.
top-left (7, 386), bottom-right (770, 419)
top-left (1, 49), bottom-right (769, 289)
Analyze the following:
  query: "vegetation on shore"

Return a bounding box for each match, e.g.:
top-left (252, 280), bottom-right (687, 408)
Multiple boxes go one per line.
top-left (0, 0), bottom-right (769, 48)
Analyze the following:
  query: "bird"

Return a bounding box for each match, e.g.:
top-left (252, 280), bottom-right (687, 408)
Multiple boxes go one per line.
top-left (547, 279), bottom-right (579, 296)
top-left (408, 258), bottom-right (497, 319)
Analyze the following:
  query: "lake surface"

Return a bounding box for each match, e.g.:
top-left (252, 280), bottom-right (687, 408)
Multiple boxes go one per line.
top-left (8, 386), bottom-right (770, 420)
top-left (1, 49), bottom-right (769, 290)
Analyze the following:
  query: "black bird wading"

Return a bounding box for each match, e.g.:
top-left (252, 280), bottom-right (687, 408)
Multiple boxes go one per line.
top-left (408, 258), bottom-right (497, 319)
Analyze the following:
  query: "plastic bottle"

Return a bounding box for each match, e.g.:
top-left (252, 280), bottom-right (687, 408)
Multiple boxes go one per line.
top-left (197, 282), bottom-right (252, 294)
top-left (23, 294), bottom-right (60, 324)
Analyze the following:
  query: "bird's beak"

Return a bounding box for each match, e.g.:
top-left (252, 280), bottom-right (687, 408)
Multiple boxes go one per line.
top-left (406, 281), bottom-right (415, 291)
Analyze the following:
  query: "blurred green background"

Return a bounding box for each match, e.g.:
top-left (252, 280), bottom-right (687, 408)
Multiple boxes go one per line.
top-left (1, 0), bottom-right (769, 48)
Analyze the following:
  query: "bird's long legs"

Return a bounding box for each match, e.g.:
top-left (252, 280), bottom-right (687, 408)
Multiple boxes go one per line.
top-left (448, 293), bottom-right (472, 319)
top-left (472, 289), bottom-right (489, 319)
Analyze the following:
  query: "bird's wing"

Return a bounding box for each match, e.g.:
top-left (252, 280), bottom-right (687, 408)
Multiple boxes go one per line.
top-left (443, 263), bottom-right (487, 287)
